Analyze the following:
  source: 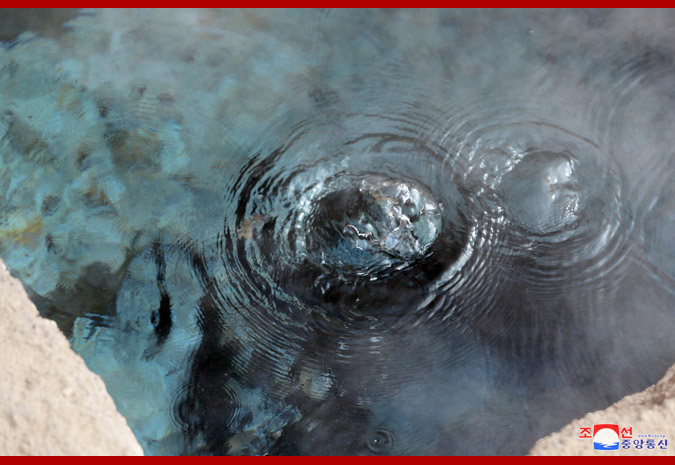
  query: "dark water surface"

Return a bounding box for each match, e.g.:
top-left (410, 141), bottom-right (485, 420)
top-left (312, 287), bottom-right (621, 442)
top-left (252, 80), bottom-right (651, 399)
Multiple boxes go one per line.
top-left (0, 9), bottom-right (673, 455)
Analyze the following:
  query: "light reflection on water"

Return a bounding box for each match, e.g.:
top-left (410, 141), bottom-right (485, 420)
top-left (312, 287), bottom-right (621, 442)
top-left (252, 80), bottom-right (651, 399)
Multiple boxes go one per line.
top-left (0, 9), bottom-right (674, 455)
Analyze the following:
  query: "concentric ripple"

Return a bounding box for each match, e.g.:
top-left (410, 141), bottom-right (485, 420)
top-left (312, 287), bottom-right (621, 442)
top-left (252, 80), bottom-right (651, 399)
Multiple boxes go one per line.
top-left (177, 84), bottom-right (650, 454)
top-left (220, 114), bottom-right (474, 337)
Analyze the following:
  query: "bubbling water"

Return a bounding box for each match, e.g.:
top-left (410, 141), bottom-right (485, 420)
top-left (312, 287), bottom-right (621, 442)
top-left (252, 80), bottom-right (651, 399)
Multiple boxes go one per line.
top-left (501, 151), bottom-right (580, 237)
top-left (302, 175), bottom-right (442, 276)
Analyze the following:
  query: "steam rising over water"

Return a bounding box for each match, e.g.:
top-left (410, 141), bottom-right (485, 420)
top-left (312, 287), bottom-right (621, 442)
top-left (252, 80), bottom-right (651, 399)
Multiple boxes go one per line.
top-left (0, 9), bottom-right (674, 455)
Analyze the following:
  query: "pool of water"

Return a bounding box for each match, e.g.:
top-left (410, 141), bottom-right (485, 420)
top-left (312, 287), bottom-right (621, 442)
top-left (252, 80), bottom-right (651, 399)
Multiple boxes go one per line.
top-left (0, 9), bottom-right (674, 455)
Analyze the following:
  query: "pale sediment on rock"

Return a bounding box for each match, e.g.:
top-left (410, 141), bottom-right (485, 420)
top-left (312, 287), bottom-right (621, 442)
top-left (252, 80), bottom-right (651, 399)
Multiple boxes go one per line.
top-left (0, 259), bottom-right (142, 456)
top-left (529, 364), bottom-right (675, 456)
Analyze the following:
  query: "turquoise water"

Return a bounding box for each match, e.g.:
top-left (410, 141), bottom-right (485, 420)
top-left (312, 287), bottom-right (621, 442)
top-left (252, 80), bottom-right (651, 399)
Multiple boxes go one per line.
top-left (0, 9), bottom-right (674, 455)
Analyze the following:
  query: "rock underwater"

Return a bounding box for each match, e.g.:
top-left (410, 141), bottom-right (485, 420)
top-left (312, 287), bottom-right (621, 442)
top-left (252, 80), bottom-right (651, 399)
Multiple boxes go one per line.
top-left (0, 9), bottom-right (674, 455)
